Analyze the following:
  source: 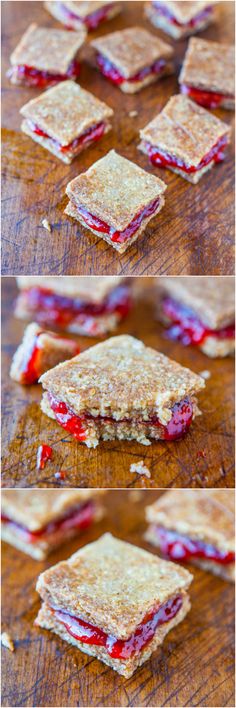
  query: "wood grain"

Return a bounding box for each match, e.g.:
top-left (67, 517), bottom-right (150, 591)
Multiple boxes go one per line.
top-left (1, 277), bottom-right (235, 489)
top-left (1, 1), bottom-right (235, 276)
top-left (1, 489), bottom-right (235, 708)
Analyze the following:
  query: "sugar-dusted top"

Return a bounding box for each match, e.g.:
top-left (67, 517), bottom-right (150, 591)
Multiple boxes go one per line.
top-left (36, 533), bottom-right (193, 639)
top-left (179, 38), bottom-right (235, 96)
top-left (40, 334), bottom-right (205, 419)
top-left (66, 150), bottom-right (166, 230)
top-left (1, 490), bottom-right (101, 531)
top-left (91, 26), bottom-right (173, 78)
top-left (10, 23), bottom-right (86, 75)
top-left (140, 95), bottom-right (230, 167)
top-left (156, 276), bottom-right (235, 329)
top-left (156, 1), bottom-right (217, 23)
top-left (16, 276), bottom-right (126, 304)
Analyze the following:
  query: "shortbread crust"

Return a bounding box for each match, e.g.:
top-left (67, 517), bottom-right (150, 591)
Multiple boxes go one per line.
top-left (145, 1), bottom-right (216, 40)
top-left (179, 38), bottom-right (235, 109)
top-left (45, 1), bottom-right (121, 30)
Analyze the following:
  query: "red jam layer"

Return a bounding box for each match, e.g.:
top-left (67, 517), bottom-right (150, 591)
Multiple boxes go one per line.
top-left (53, 594), bottom-right (182, 660)
top-left (27, 119), bottom-right (106, 154)
top-left (19, 330), bottom-right (79, 384)
top-left (143, 135), bottom-right (228, 174)
top-left (152, 2), bottom-right (212, 28)
top-left (162, 297), bottom-right (235, 347)
top-left (22, 283), bottom-right (131, 329)
top-left (96, 52), bottom-right (166, 85)
top-left (36, 444), bottom-right (53, 470)
top-left (58, 2), bottom-right (116, 29)
top-left (180, 84), bottom-right (234, 109)
top-left (10, 59), bottom-right (80, 87)
top-left (1, 501), bottom-right (95, 544)
top-left (48, 392), bottom-right (194, 442)
top-left (155, 527), bottom-right (235, 565)
top-left (76, 197), bottom-right (160, 244)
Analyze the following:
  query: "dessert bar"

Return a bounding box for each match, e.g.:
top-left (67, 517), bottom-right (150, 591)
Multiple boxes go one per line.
top-left (45, 1), bottom-right (121, 31)
top-left (7, 23), bottom-right (86, 87)
top-left (15, 276), bottom-right (132, 336)
top-left (155, 276), bottom-right (235, 358)
top-left (145, 1), bottom-right (216, 40)
top-left (39, 334), bottom-right (205, 448)
top-left (20, 81), bottom-right (113, 164)
top-left (145, 490), bottom-right (235, 583)
top-left (1, 490), bottom-right (103, 560)
top-left (65, 150), bottom-right (167, 252)
top-left (10, 322), bottom-right (80, 385)
top-left (179, 38), bottom-right (235, 110)
top-left (91, 27), bottom-right (174, 93)
top-left (139, 95), bottom-right (231, 184)
top-left (35, 533), bottom-right (193, 676)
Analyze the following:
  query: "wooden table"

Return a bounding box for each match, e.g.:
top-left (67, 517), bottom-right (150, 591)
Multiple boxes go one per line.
top-left (1, 1), bottom-right (235, 276)
top-left (2, 277), bottom-right (235, 489)
top-left (1, 489), bottom-right (235, 708)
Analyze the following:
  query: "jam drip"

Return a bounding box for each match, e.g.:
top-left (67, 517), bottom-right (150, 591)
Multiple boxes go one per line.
top-left (155, 527), bottom-right (235, 565)
top-left (180, 84), bottom-right (233, 109)
top-left (96, 53), bottom-right (166, 85)
top-left (152, 2), bottom-right (212, 28)
top-left (9, 59), bottom-right (80, 87)
top-left (37, 444), bottom-right (53, 470)
top-left (1, 501), bottom-right (95, 544)
top-left (48, 392), bottom-right (193, 442)
top-left (76, 196), bottom-right (160, 244)
top-left (27, 120), bottom-right (106, 154)
top-left (54, 594), bottom-right (182, 660)
top-left (22, 283), bottom-right (131, 328)
top-left (143, 135), bottom-right (228, 174)
top-left (57, 2), bottom-right (116, 30)
top-left (162, 297), bottom-right (235, 346)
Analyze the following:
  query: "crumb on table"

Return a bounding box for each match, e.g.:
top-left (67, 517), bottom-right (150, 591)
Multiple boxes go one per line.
top-left (200, 370), bottom-right (211, 380)
top-left (128, 110), bottom-right (138, 117)
top-left (130, 460), bottom-right (151, 478)
top-left (1, 632), bottom-right (14, 652)
top-left (41, 218), bottom-right (52, 232)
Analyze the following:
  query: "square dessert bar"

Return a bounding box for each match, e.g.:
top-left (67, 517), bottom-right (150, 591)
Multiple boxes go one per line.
top-left (145, 1), bottom-right (216, 40)
top-left (1, 490), bottom-right (104, 560)
top-left (155, 276), bottom-right (235, 358)
top-left (45, 1), bottom-right (121, 31)
top-left (179, 38), bottom-right (235, 110)
top-left (10, 322), bottom-right (80, 385)
top-left (20, 81), bottom-right (113, 164)
top-left (15, 276), bottom-right (132, 336)
top-left (39, 334), bottom-right (205, 448)
top-left (7, 23), bottom-right (86, 87)
top-left (145, 490), bottom-right (235, 583)
top-left (139, 95), bottom-right (231, 184)
top-left (91, 26), bottom-right (174, 93)
top-left (65, 150), bottom-right (166, 252)
top-left (35, 533), bottom-right (193, 677)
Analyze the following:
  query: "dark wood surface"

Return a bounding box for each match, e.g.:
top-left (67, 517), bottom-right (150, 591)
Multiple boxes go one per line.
top-left (1, 277), bottom-right (235, 489)
top-left (1, 489), bottom-right (235, 708)
top-left (1, 1), bottom-right (235, 276)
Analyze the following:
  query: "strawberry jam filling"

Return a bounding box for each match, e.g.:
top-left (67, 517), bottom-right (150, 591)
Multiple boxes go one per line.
top-left (57, 2), bottom-right (116, 29)
top-left (1, 501), bottom-right (95, 544)
top-left (180, 84), bottom-right (234, 109)
top-left (27, 119), bottom-right (106, 154)
top-left (152, 2), bottom-right (213, 28)
top-left (21, 283), bottom-right (131, 329)
top-left (18, 331), bottom-right (79, 384)
top-left (143, 135), bottom-right (228, 174)
top-left (53, 594), bottom-right (182, 659)
top-left (96, 53), bottom-right (166, 85)
top-left (48, 392), bottom-right (194, 442)
top-left (76, 197), bottom-right (160, 244)
top-left (9, 59), bottom-right (80, 87)
top-left (36, 444), bottom-right (53, 470)
top-left (162, 297), bottom-right (235, 347)
top-left (155, 527), bottom-right (235, 565)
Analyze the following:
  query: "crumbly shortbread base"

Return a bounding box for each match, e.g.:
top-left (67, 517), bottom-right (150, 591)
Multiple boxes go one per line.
top-left (65, 196), bottom-right (165, 253)
top-left (35, 593), bottom-right (190, 677)
top-left (138, 140), bottom-right (217, 184)
top-left (145, 5), bottom-right (211, 39)
top-left (21, 119), bottom-right (111, 164)
top-left (200, 336), bottom-right (235, 358)
top-left (112, 62), bottom-right (173, 94)
top-left (45, 2), bottom-right (121, 30)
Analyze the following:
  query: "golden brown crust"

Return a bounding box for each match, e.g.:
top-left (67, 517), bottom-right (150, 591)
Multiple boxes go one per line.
top-left (156, 276), bottom-right (235, 329)
top-left (39, 334), bottom-right (205, 420)
top-left (36, 533), bottom-right (193, 639)
top-left (66, 150), bottom-right (166, 231)
top-left (179, 38), bottom-right (235, 97)
top-left (1, 490), bottom-right (103, 531)
top-left (139, 95), bottom-right (231, 168)
top-left (10, 23), bottom-right (86, 75)
top-left (16, 275), bottom-right (126, 303)
top-left (10, 322), bottom-right (79, 383)
top-left (91, 26), bottom-right (173, 79)
top-left (20, 81), bottom-right (113, 146)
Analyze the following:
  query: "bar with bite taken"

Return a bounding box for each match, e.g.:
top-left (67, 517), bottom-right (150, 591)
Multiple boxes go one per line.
top-left (44, 1), bottom-right (121, 31)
